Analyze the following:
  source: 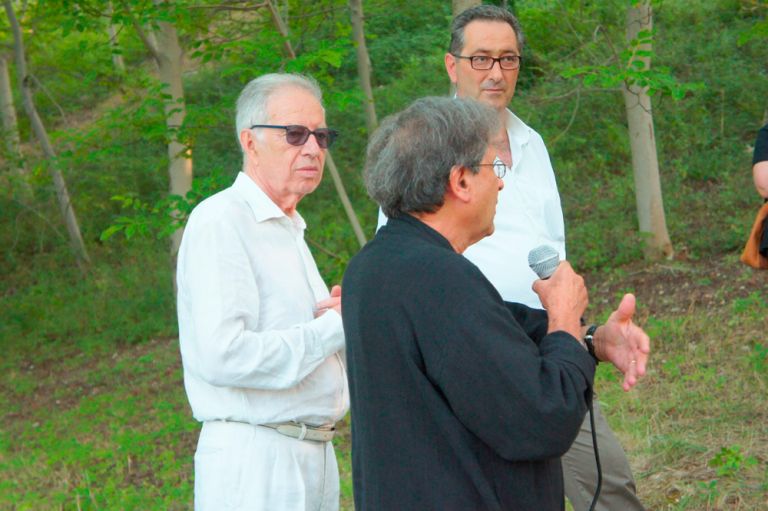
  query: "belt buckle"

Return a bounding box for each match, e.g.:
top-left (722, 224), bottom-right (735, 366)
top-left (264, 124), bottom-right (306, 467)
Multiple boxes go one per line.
top-left (270, 421), bottom-right (335, 442)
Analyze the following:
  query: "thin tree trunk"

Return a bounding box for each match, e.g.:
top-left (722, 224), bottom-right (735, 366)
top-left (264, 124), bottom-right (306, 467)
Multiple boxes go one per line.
top-left (4, 0), bottom-right (90, 272)
top-left (267, 0), bottom-right (296, 59)
top-left (348, 0), bottom-right (377, 136)
top-left (0, 54), bottom-right (32, 200)
top-left (122, 0), bottom-right (192, 259)
top-left (152, 19), bottom-right (192, 258)
top-left (267, 0), bottom-right (366, 247)
top-left (0, 55), bottom-right (21, 160)
top-left (106, 2), bottom-right (125, 73)
top-left (621, 2), bottom-right (673, 259)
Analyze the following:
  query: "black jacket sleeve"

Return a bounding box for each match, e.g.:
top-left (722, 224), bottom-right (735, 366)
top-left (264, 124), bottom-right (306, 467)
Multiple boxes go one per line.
top-left (504, 301), bottom-right (549, 343)
top-left (414, 255), bottom-right (596, 461)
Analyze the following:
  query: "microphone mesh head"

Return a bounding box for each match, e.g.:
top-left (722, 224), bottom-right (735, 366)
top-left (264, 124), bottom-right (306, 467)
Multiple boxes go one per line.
top-left (528, 245), bottom-right (560, 279)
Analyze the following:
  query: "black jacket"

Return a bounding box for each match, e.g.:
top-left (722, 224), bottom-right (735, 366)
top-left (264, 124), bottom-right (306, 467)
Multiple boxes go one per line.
top-left (342, 215), bottom-right (596, 511)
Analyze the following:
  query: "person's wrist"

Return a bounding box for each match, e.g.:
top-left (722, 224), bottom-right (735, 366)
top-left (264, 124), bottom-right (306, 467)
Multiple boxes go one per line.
top-left (548, 320), bottom-right (582, 340)
top-left (583, 324), bottom-right (600, 364)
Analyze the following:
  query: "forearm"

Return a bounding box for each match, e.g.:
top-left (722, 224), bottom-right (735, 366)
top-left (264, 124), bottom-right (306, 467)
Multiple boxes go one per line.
top-left (753, 161), bottom-right (768, 199)
top-left (436, 326), bottom-right (595, 461)
top-left (183, 309), bottom-right (345, 389)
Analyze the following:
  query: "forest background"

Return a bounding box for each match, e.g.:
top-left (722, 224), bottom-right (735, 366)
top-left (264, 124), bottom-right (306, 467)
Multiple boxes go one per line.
top-left (1, 0), bottom-right (767, 509)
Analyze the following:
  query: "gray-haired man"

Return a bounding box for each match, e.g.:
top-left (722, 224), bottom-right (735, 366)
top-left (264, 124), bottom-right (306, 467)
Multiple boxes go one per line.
top-left (348, 96), bottom-right (649, 510)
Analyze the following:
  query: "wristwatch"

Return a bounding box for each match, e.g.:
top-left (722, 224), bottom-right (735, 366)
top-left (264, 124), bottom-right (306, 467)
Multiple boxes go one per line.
top-left (583, 324), bottom-right (600, 364)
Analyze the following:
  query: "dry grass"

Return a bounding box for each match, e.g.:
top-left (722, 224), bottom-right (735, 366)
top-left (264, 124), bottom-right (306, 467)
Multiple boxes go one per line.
top-left (586, 256), bottom-right (768, 511)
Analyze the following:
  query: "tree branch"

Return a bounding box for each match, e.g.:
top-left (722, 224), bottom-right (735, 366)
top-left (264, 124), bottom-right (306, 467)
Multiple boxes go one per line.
top-left (306, 236), bottom-right (343, 261)
top-left (116, 0), bottom-right (161, 64)
top-left (28, 73), bottom-right (68, 123)
top-left (548, 87), bottom-right (581, 147)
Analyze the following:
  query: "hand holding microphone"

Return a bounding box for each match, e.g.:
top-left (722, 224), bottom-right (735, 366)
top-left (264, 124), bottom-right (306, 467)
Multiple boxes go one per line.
top-left (528, 245), bottom-right (587, 339)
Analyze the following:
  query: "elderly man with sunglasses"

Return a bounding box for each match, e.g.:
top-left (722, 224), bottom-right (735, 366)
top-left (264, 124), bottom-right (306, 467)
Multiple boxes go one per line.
top-left (176, 73), bottom-right (347, 511)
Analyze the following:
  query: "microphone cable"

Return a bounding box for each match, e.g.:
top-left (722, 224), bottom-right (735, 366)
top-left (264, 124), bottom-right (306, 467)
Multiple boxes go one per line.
top-left (587, 396), bottom-right (602, 511)
top-left (526, 246), bottom-right (603, 509)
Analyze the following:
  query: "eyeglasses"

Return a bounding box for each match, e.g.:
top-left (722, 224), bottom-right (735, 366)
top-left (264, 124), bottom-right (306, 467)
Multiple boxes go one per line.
top-left (250, 124), bottom-right (338, 149)
top-left (476, 161), bottom-right (507, 179)
top-left (452, 54), bottom-right (522, 71)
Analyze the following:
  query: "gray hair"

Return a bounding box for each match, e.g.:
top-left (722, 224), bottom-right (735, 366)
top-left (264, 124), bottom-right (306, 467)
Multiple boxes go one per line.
top-left (448, 5), bottom-right (524, 55)
top-left (365, 97), bottom-right (500, 218)
top-left (235, 73), bottom-right (323, 145)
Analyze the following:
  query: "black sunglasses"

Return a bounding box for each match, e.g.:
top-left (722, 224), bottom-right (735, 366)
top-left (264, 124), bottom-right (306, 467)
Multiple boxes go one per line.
top-left (250, 124), bottom-right (338, 149)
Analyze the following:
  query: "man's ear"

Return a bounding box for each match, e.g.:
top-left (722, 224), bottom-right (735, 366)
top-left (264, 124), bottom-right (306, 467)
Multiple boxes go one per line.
top-left (447, 165), bottom-right (472, 203)
top-left (445, 53), bottom-right (458, 85)
top-left (239, 128), bottom-right (257, 157)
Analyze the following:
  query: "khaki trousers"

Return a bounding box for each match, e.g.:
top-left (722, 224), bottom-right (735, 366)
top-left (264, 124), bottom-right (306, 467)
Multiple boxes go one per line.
top-left (562, 400), bottom-right (646, 511)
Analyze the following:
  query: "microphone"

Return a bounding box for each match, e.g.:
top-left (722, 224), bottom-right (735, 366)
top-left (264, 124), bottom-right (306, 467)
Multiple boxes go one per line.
top-left (528, 245), bottom-right (560, 279)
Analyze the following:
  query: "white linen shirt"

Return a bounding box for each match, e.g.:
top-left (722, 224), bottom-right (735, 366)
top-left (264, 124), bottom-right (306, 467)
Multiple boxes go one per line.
top-left (177, 172), bottom-right (348, 427)
top-left (376, 109), bottom-right (565, 309)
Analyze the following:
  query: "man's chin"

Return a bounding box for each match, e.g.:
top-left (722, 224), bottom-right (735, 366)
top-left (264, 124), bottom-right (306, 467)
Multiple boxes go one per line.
top-left (478, 93), bottom-right (509, 110)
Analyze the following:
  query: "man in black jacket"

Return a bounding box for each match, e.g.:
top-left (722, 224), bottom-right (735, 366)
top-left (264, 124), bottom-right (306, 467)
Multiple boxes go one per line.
top-left (342, 97), bottom-right (650, 510)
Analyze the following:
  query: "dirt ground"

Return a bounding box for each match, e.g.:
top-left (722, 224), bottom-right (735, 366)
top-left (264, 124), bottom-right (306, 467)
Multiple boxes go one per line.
top-left (585, 255), bottom-right (768, 320)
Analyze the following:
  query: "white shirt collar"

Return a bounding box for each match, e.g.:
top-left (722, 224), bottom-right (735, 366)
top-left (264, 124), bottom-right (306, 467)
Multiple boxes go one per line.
top-left (232, 172), bottom-right (307, 230)
top-left (504, 108), bottom-right (532, 148)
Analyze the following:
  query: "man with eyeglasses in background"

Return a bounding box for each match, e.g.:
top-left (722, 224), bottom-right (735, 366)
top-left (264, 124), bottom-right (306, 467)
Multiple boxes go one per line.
top-left (176, 73), bottom-right (348, 511)
top-left (445, 5), bottom-right (646, 511)
top-left (376, 4), bottom-right (646, 510)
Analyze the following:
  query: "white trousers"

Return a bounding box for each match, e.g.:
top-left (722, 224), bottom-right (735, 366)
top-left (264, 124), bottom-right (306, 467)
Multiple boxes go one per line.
top-left (194, 421), bottom-right (339, 511)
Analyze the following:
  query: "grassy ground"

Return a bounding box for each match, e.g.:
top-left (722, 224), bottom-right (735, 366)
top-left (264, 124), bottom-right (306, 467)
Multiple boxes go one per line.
top-left (1, 254), bottom-right (766, 510)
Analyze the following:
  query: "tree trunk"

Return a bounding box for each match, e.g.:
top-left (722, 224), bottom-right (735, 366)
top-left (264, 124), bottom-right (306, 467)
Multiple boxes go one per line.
top-left (0, 53), bottom-right (32, 200)
top-left (0, 55), bottom-right (21, 161)
top-left (267, 0), bottom-right (296, 59)
top-left (621, 2), bottom-right (673, 259)
top-left (152, 19), bottom-right (192, 259)
top-left (348, 0), bottom-right (377, 136)
top-left (124, 0), bottom-right (192, 260)
top-left (4, 0), bottom-right (90, 272)
top-left (106, 2), bottom-right (125, 73)
top-left (267, 0), bottom-right (366, 247)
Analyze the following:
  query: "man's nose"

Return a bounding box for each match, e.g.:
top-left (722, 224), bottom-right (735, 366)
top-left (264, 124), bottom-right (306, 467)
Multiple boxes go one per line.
top-left (302, 132), bottom-right (323, 155)
top-left (487, 60), bottom-right (504, 80)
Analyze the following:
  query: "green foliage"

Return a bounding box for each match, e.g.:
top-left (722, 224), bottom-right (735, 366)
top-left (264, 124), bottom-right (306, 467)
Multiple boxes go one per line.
top-left (708, 445), bottom-right (758, 478)
top-left (736, 0), bottom-right (768, 45)
top-left (1, 0), bottom-right (764, 280)
top-left (0, 242), bottom-right (177, 349)
top-left (747, 343), bottom-right (768, 374)
top-left (561, 27), bottom-right (703, 99)
top-left (100, 169), bottom-right (231, 241)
